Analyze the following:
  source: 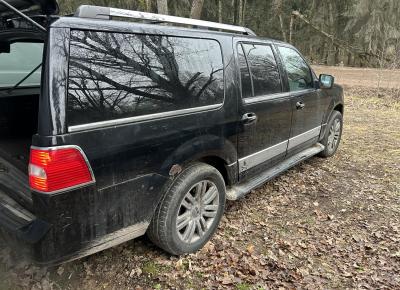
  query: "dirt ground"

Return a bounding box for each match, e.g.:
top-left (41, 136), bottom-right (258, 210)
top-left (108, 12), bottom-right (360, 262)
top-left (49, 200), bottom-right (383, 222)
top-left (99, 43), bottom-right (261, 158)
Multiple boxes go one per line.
top-left (313, 65), bottom-right (400, 92)
top-left (1, 66), bottom-right (399, 289)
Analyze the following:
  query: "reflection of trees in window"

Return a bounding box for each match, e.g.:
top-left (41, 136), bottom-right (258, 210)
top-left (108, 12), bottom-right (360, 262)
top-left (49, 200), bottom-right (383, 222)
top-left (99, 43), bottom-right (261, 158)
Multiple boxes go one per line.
top-left (67, 31), bottom-right (224, 126)
top-left (278, 46), bottom-right (313, 91)
top-left (237, 44), bottom-right (253, 99)
top-left (241, 44), bottom-right (281, 96)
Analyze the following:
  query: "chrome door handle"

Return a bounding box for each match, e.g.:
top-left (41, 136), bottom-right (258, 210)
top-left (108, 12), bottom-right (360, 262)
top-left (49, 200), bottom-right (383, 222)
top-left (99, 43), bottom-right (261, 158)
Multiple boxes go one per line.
top-left (242, 112), bottom-right (257, 123)
top-left (296, 101), bottom-right (305, 110)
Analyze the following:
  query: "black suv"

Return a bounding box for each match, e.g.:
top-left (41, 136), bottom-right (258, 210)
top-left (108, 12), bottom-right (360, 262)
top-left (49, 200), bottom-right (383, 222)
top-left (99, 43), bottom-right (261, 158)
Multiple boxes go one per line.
top-left (0, 0), bottom-right (343, 265)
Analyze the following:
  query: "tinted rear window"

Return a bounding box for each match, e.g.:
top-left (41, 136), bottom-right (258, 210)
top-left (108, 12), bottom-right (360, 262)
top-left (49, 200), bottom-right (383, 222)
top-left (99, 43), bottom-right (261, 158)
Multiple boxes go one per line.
top-left (67, 31), bottom-right (224, 127)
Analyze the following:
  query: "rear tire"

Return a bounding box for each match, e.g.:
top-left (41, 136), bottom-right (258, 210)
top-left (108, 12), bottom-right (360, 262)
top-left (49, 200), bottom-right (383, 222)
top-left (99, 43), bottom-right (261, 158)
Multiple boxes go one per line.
top-left (319, 110), bottom-right (343, 158)
top-left (147, 162), bottom-right (226, 255)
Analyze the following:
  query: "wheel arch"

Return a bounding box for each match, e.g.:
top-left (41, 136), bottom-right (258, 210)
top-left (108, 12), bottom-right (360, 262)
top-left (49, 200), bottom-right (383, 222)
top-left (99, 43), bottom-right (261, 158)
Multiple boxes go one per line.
top-left (160, 134), bottom-right (238, 186)
top-left (197, 155), bottom-right (233, 186)
top-left (334, 103), bottom-right (344, 115)
top-left (320, 100), bottom-right (344, 141)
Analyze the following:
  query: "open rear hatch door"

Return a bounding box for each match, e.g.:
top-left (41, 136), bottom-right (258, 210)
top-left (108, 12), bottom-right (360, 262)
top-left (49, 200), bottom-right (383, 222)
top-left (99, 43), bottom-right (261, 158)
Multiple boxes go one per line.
top-left (0, 0), bottom-right (58, 33)
top-left (0, 0), bottom-right (58, 16)
top-left (0, 0), bottom-right (55, 244)
top-left (0, 0), bottom-right (59, 50)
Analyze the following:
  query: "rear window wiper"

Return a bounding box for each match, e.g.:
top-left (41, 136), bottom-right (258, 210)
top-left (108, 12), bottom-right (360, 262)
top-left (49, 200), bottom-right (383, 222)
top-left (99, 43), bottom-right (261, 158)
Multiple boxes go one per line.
top-left (7, 62), bottom-right (42, 93)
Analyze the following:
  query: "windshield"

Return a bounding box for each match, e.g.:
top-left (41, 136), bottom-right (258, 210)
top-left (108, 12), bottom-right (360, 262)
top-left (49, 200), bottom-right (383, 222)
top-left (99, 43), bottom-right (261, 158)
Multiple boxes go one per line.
top-left (0, 42), bottom-right (43, 88)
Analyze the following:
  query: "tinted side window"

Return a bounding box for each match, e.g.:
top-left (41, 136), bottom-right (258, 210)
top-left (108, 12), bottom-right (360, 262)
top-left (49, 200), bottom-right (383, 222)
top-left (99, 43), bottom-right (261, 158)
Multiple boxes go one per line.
top-left (67, 31), bottom-right (224, 126)
top-left (242, 43), bottom-right (281, 97)
top-left (278, 46), bottom-right (313, 91)
top-left (237, 44), bottom-right (253, 99)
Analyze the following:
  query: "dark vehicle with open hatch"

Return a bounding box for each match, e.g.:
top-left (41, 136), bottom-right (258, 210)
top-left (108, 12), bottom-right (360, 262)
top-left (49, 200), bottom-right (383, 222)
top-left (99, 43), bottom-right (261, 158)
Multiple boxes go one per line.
top-left (0, 0), bottom-right (344, 265)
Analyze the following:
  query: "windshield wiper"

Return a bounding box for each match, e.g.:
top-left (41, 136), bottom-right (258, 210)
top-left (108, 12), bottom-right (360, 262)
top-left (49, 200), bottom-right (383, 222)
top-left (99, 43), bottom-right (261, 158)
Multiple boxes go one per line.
top-left (7, 62), bottom-right (42, 94)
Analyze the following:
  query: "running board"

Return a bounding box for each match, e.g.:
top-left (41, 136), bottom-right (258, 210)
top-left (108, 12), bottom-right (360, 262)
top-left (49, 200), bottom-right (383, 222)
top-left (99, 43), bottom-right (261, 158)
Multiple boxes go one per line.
top-left (226, 143), bottom-right (324, 200)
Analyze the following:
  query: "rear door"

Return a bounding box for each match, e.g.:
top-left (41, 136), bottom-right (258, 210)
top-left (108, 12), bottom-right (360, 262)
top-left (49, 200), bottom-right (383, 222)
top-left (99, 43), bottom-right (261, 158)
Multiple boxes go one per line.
top-left (235, 41), bottom-right (292, 180)
top-left (276, 45), bottom-right (325, 155)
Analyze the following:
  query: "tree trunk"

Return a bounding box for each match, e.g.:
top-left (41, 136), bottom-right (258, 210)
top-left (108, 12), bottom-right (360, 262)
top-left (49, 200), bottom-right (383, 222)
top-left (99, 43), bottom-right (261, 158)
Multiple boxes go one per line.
top-left (242, 0), bottom-right (247, 25)
top-left (278, 14), bottom-right (287, 42)
top-left (291, 11), bottom-right (390, 63)
top-left (218, 0), bottom-right (222, 23)
top-left (190, 0), bottom-right (205, 19)
top-left (309, 43), bottom-right (313, 63)
top-left (327, 2), bottom-right (335, 65)
top-left (273, 0), bottom-right (287, 42)
top-left (289, 12), bottom-right (294, 44)
top-left (157, 0), bottom-right (168, 15)
top-left (146, 0), bottom-right (152, 12)
top-left (232, 0), bottom-right (238, 24)
top-left (347, 52), bottom-right (352, 66)
top-left (334, 46), bottom-right (340, 65)
top-left (238, 0), bottom-right (243, 25)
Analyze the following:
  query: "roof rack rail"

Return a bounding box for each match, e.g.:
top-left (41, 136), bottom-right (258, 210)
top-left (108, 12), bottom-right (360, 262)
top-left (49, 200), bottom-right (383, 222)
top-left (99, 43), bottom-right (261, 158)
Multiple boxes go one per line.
top-left (74, 5), bottom-right (256, 36)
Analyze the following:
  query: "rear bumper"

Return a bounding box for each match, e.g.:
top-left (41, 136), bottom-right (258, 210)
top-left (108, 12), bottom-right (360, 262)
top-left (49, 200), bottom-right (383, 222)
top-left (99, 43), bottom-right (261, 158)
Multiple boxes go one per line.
top-left (0, 194), bottom-right (51, 242)
top-left (1, 172), bottom-right (167, 265)
top-left (0, 215), bottom-right (51, 245)
top-left (0, 195), bottom-right (51, 263)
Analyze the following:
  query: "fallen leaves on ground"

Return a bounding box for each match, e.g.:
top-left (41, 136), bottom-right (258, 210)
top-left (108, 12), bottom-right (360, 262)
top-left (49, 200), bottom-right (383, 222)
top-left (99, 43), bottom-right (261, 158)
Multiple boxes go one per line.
top-left (1, 83), bottom-right (399, 289)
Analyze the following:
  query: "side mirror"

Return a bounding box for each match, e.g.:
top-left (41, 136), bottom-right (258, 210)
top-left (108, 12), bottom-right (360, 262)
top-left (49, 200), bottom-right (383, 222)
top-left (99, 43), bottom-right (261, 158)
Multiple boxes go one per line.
top-left (319, 74), bottom-right (334, 89)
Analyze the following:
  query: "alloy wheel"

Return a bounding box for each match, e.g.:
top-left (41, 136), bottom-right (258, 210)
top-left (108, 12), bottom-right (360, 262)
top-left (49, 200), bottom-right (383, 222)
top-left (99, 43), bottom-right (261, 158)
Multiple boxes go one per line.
top-left (327, 118), bottom-right (341, 152)
top-left (176, 180), bottom-right (219, 244)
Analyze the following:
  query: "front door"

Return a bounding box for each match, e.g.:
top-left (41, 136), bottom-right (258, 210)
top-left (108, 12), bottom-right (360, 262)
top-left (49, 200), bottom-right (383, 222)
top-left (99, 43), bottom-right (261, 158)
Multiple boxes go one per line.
top-left (235, 41), bottom-right (292, 180)
top-left (276, 45), bottom-right (325, 155)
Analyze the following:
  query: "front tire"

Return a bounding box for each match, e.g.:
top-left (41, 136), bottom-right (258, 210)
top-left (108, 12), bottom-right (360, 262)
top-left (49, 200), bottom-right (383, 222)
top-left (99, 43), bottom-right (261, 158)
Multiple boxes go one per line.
top-left (147, 163), bottom-right (226, 255)
top-left (319, 110), bottom-right (343, 157)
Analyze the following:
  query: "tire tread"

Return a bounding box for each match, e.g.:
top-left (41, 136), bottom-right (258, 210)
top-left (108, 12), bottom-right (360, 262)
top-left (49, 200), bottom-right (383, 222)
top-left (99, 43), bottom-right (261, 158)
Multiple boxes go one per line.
top-left (147, 162), bottom-right (225, 255)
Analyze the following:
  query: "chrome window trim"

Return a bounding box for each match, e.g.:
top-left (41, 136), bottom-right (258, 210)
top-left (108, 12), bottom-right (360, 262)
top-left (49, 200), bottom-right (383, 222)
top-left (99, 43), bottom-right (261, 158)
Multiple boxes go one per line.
top-left (287, 126), bottom-right (321, 150)
top-left (290, 88), bottom-right (317, 95)
top-left (30, 145), bottom-right (96, 195)
top-left (238, 140), bottom-right (288, 173)
top-left (276, 44), bottom-right (316, 92)
top-left (68, 103), bottom-right (222, 133)
top-left (237, 42), bottom-right (284, 102)
top-left (244, 92), bottom-right (291, 104)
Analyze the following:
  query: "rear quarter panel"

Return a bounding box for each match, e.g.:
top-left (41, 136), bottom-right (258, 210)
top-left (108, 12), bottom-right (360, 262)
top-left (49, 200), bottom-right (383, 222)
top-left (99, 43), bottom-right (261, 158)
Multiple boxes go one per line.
top-left (31, 19), bottom-right (239, 263)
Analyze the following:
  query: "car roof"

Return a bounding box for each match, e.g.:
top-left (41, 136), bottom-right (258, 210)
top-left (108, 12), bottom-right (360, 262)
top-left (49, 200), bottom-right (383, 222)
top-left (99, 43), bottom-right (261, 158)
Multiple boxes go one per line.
top-left (51, 16), bottom-right (287, 46)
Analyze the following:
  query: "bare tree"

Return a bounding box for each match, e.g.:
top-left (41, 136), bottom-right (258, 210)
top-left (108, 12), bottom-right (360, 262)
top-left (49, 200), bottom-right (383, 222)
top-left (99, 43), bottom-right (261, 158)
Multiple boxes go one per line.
top-left (273, 0), bottom-right (287, 42)
top-left (157, 0), bottom-right (168, 15)
top-left (289, 12), bottom-right (294, 44)
top-left (190, 0), bottom-right (205, 19)
top-left (242, 0), bottom-right (247, 25)
top-left (238, 0), bottom-right (243, 25)
top-left (218, 0), bottom-right (222, 23)
top-left (291, 10), bottom-right (390, 64)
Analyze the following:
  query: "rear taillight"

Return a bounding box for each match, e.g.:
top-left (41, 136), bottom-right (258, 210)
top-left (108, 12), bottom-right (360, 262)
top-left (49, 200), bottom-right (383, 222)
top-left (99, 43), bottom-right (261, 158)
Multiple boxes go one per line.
top-left (29, 146), bottom-right (94, 193)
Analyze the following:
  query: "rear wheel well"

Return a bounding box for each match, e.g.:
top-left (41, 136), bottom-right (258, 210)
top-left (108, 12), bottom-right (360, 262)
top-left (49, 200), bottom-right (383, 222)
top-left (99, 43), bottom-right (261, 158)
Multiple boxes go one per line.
top-left (198, 156), bottom-right (229, 185)
top-left (334, 104), bottom-right (343, 115)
